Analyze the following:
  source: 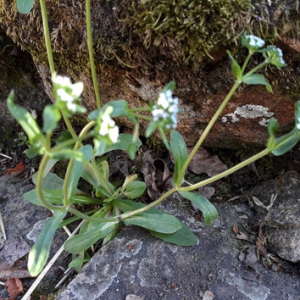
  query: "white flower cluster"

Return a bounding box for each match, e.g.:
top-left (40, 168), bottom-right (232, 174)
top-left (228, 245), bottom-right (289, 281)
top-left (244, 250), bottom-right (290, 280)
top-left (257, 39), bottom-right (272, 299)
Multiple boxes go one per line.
top-left (246, 35), bottom-right (265, 49)
top-left (152, 90), bottom-right (179, 130)
top-left (98, 107), bottom-right (119, 143)
top-left (265, 46), bottom-right (286, 67)
top-left (52, 73), bottom-right (84, 113)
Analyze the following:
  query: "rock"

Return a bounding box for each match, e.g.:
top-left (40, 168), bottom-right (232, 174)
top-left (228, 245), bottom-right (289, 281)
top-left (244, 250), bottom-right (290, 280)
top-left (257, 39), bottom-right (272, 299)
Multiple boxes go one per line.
top-left (0, 1), bottom-right (299, 148)
top-left (0, 175), bottom-right (68, 298)
top-left (246, 171), bottom-right (300, 263)
top-left (57, 200), bottom-right (300, 300)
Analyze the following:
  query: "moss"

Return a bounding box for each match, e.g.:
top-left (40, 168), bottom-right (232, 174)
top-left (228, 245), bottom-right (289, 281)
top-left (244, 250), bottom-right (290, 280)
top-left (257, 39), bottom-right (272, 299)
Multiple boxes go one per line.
top-left (126, 0), bottom-right (251, 63)
top-left (124, 0), bottom-right (300, 64)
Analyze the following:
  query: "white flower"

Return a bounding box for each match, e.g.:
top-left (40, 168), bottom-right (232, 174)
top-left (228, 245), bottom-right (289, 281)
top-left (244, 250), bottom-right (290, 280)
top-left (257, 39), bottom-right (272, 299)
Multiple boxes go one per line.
top-left (52, 73), bottom-right (85, 115)
top-left (98, 107), bottom-right (119, 143)
top-left (52, 74), bottom-right (72, 86)
top-left (264, 46), bottom-right (286, 68)
top-left (152, 89), bottom-right (179, 130)
top-left (247, 35), bottom-right (265, 48)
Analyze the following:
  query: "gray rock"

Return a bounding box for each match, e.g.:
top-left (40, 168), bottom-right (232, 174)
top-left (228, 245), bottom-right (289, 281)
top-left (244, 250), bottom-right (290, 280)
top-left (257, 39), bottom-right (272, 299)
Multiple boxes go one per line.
top-left (57, 199), bottom-right (300, 300)
top-left (247, 171), bottom-right (300, 262)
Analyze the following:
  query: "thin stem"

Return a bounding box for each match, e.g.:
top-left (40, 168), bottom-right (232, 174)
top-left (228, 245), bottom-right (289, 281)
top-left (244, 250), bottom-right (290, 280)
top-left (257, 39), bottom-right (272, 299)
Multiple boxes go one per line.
top-left (63, 121), bottom-right (96, 206)
top-left (120, 187), bottom-right (177, 219)
top-left (52, 131), bottom-right (94, 152)
top-left (39, 0), bottom-right (78, 139)
top-left (133, 114), bottom-right (152, 121)
top-left (69, 187), bottom-right (178, 223)
top-left (177, 80), bottom-right (241, 184)
top-left (36, 154), bottom-right (64, 211)
top-left (179, 148), bottom-right (270, 192)
top-left (39, 0), bottom-right (55, 75)
top-left (61, 113), bottom-right (79, 140)
top-left (86, 0), bottom-right (101, 108)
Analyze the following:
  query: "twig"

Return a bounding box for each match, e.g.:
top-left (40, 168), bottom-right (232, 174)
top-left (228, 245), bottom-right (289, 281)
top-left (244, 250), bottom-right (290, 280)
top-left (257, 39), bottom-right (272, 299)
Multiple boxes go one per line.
top-left (21, 220), bottom-right (84, 300)
top-left (55, 267), bottom-right (74, 289)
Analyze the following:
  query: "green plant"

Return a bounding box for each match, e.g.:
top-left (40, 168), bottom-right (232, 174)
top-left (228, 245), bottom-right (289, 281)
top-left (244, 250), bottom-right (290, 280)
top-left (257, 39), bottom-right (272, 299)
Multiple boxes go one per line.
top-left (10, 0), bottom-right (300, 279)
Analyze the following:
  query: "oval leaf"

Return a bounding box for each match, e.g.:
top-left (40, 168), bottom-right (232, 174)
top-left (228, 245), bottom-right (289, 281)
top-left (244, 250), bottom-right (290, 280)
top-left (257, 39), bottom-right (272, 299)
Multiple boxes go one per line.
top-left (17, 0), bottom-right (34, 14)
top-left (123, 181), bottom-right (146, 199)
top-left (272, 128), bottom-right (300, 156)
top-left (124, 213), bottom-right (182, 234)
top-left (150, 222), bottom-right (197, 246)
top-left (242, 74), bottom-right (269, 85)
top-left (179, 191), bottom-right (218, 225)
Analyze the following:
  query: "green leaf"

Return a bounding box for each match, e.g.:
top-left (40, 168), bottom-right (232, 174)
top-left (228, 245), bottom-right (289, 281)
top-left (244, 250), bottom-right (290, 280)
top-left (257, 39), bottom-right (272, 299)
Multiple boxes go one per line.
top-left (124, 213), bottom-right (182, 234)
top-left (227, 50), bottom-right (242, 80)
top-left (68, 257), bottom-right (90, 269)
top-left (43, 105), bottom-right (61, 132)
top-left (67, 145), bottom-right (93, 201)
top-left (88, 100), bottom-right (130, 120)
top-left (103, 134), bottom-right (142, 155)
top-left (32, 172), bottom-right (64, 190)
top-left (24, 189), bottom-right (100, 207)
top-left (294, 101), bottom-right (300, 124)
top-left (102, 223), bottom-right (119, 246)
top-left (7, 91), bottom-right (45, 152)
top-left (112, 199), bottom-right (162, 214)
top-left (170, 130), bottom-right (188, 186)
top-left (123, 181), bottom-right (146, 199)
top-left (242, 74), bottom-right (269, 86)
top-left (28, 210), bottom-right (66, 276)
top-left (25, 146), bottom-right (38, 158)
top-left (266, 83), bottom-right (273, 93)
top-left (150, 222), bottom-right (197, 246)
top-left (50, 149), bottom-right (85, 161)
top-left (55, 130), bottom-right (73, 147)
top-left (64, 221), bottom-right (119, 253)
top-left (16, 0), bottom-right (34, 14)
top-left (145, 121), bottom-right (158, 138)
top-left (267, 118), bottom-right (279, 149)
top-left (179, 191), bottom-right (218, 225)
top-left (162, 81), bottom-right (176, 93)
top-left (272, 128), bottom-right (300, 156)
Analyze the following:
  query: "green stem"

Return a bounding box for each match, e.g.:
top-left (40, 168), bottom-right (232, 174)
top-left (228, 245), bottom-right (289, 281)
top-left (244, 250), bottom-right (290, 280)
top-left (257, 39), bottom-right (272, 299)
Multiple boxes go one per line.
top-left (120, 187), bottom-right (177, 219)
top-left (39, 0), bottom-right (55, 75)
top-left (69, 187), bottom-right (178, 223)
top-left (62, 121), bottom-right (96, 206)
top-left (179, 148), bottom-right (270, 192)
top-left (61, 112), bottom-right (78, 140)
top-left (39, 0), bottom-right (78, 139)
top-left (177, 80), bottom-right (241, 184)
top-left (36, 153), bottom-right (64, 211)
top-left (86, 0), bottom-right (101, 109)
top-left (133, 114), bottom-right (152, 121)
top-left (52, 131), bottom-right (94, 152)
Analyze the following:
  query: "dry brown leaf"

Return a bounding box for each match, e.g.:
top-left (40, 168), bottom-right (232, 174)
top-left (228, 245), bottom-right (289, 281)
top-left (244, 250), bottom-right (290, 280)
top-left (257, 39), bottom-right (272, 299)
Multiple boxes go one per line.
top-left (141, 151), bottom-right (171, 200)
top-left (233, 224), bottom-right (239, 234)
top-left (187, 147), bottom-right (227, 177)
top-left (5, 277), bottom-right (23, 298)
top-left (0, 260), bottom-right (31, 279)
